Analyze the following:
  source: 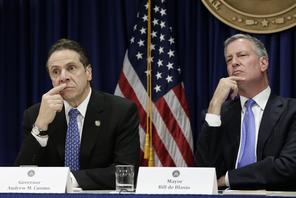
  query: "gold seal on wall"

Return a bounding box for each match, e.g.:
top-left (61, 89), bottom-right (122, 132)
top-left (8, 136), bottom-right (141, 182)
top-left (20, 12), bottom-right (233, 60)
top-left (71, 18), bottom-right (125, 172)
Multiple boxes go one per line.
top-left (201, 0), bottom-right (296, 34)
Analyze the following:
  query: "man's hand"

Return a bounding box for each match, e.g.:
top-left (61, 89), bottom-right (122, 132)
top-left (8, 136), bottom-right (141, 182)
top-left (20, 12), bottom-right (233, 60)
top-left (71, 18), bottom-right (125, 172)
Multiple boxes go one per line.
top-left (208, 76), bottom-right (245, 115)
top-left (217, 175), bottom-right (226, 188)
top-left (34, 83), bottom-right (66, 130)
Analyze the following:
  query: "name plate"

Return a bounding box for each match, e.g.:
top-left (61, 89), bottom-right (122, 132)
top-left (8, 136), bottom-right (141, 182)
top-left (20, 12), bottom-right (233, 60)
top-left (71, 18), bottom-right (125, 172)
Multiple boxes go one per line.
top-left (0, 167), bottom-right (71, 193)
top-left (136, 167), bottom-right (217, 194)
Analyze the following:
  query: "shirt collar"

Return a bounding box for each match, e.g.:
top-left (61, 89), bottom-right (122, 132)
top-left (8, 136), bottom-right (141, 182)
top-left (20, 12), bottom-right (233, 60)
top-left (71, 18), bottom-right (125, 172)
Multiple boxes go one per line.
top-left (64, 88), bottom-right (92, 118)
top-left (240, 86), bottom-right (271, 111)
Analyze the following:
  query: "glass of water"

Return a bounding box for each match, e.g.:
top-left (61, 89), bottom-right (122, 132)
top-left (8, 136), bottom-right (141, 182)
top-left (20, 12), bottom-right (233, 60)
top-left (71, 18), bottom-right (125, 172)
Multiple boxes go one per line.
top-left (115, 165), bottom-right (134, 192)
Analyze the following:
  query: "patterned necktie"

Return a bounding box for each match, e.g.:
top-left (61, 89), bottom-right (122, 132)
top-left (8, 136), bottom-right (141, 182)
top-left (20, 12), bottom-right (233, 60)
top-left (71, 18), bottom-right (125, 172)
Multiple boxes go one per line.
top-left (65, 108), bottom-right (80, 171)
top-left (237, 99), bottom-right (256, 168)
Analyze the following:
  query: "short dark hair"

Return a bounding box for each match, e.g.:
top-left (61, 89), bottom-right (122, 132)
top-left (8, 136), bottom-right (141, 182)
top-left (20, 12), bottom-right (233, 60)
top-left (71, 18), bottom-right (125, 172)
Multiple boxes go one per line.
top-left (47, 38), bottom-right (90, 68)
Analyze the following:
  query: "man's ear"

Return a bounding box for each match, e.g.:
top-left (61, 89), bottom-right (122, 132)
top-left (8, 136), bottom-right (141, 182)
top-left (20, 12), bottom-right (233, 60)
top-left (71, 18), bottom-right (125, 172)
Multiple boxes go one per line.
top-left (260, 56), bottom-right (268, 72)
top-left (86, 65), bottom-right (92, 81)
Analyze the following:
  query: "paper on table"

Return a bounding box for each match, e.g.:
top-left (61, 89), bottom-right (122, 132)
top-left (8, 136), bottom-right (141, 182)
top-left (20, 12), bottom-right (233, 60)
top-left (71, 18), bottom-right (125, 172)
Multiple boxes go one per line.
top-left (223, 189), bottom-right (267, 195)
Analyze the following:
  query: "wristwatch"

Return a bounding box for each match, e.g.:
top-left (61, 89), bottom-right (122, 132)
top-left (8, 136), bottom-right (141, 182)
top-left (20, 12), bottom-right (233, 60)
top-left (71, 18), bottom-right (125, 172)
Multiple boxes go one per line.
top-left (32, 124), bottom-right (48, 137)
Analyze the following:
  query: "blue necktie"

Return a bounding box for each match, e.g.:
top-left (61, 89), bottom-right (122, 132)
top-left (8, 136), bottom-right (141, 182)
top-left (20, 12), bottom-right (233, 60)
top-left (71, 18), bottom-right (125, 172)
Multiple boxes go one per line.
top-left (237, 99), bottom-right (256, 168)
top-left (65, 108), bottom-right (80, 171)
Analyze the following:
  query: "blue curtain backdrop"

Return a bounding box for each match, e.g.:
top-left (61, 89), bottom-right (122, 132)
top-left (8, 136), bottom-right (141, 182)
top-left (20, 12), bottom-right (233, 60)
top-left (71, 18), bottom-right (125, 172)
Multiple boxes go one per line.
top-left (0, 0), bottom-right (295, 165)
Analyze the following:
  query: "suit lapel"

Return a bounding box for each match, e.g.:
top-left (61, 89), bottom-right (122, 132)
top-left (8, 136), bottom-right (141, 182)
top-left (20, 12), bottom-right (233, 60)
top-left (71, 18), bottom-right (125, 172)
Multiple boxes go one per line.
top-left (232, 102), bottom-right (242, 153)
top-left (48, 108), bottom-right (67, 161)
top-left (257, 94), bottom-right (284, 160)
top-left (80, 91), bottom-right (104, 167)
top-left (224, 99), bottom-right (242, 163)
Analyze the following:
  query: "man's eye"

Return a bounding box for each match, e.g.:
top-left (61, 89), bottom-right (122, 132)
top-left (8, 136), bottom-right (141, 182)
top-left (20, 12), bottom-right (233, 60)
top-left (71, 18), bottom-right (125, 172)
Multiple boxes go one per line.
top-left (68, 65), bottom-right (76, 71)
top-left (52, 69), bottom-right (60, 75)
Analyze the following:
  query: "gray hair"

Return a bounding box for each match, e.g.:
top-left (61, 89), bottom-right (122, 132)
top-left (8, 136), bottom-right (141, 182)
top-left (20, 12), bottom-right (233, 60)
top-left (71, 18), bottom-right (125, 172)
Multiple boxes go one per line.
top-left (224, 34), bottom-right (268, 59)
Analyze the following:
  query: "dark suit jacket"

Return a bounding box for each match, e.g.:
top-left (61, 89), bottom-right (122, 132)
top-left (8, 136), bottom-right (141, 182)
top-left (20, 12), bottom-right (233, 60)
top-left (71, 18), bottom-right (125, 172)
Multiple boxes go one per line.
top-left (195, 94), bottom-right (296, 190)
top-left (15, 90), bottom-right (140, 190)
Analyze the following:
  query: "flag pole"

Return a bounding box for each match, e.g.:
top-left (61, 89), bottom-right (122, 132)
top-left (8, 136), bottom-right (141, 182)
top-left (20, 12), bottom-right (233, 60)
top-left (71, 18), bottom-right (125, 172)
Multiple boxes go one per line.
top-left (144, 0), bottom-right (150, 160)
top-left (144, 0), bottom-right (154, 166)
top-left (147, 0), bottom-right (154, 167)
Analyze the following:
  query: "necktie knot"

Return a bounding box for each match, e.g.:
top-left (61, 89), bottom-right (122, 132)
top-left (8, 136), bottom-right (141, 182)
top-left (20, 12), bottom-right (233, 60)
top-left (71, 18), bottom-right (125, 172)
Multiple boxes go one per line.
top-left (245, 99), bottom-right (255, 109)
top-left (69, 108), bottom-right (79, 118)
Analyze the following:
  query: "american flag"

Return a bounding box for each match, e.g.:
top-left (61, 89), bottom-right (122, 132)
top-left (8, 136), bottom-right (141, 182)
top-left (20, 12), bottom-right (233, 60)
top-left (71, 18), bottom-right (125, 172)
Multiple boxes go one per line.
top-left (115, 0), bottom-right (194, 166)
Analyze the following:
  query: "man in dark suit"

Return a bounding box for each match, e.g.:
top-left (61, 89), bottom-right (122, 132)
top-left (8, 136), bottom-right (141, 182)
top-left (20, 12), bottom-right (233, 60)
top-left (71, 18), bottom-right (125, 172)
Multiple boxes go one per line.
top-left (15, 39), bottom-right (140, 190)
top-left (195, 34), bottom-right (296, 190)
